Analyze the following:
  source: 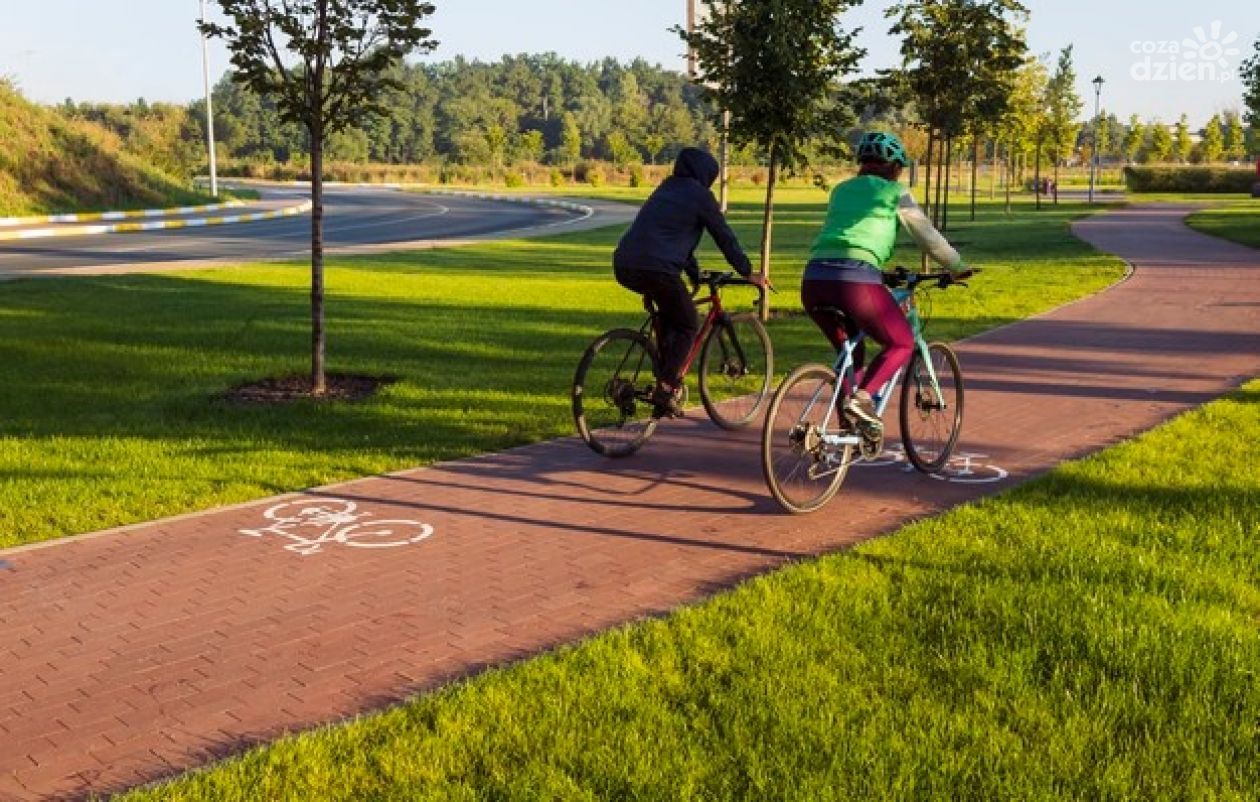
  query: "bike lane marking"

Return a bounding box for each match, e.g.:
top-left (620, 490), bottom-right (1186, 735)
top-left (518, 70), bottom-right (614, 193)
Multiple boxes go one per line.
top-left (852, 444), bottom-right (1011, 484)
top-left (238, 499), bottom-right (435, 556)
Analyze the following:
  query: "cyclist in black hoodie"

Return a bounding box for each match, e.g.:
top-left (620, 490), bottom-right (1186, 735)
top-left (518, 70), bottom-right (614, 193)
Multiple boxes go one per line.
top-left (613, 147), bottom-right (767, 418)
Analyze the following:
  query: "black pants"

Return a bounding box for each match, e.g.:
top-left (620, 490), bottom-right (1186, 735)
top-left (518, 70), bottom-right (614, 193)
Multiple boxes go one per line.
top-left (614, 267), bottom-right (698, 387)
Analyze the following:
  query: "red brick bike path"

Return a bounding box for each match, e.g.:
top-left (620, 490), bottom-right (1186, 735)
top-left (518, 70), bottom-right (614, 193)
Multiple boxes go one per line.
top-left (1, 204), bottom-right (1257, 800)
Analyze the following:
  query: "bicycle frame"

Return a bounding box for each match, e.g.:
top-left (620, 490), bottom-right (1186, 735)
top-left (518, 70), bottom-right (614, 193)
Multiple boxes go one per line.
top-left (810, 284), bottom-right (947, 452)
top-left (639, 278), bottom-right (742, 382)
top-left (598, 277), bottom-right (741, 411)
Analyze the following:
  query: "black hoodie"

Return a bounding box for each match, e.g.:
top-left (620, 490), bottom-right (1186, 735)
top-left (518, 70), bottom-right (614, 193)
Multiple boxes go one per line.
top-left (612, 148), bottom-right (752, 277)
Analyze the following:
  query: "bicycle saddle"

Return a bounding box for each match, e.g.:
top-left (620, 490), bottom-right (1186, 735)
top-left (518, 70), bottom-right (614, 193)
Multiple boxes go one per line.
top-left (808, 305), bottom-right (847, 321)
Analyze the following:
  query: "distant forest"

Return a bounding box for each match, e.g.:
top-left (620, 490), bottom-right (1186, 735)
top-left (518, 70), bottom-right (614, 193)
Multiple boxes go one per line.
top-left (59, 55), bottom-right (730, 177)
top-left (52, 52), bottom-right (1255, 186)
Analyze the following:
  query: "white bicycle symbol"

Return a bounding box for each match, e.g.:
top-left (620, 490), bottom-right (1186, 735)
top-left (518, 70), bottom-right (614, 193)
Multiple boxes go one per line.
top-left (856, 444), bottom-right (1009, 484)
top-left (239, 498), bottom-right (434, 556)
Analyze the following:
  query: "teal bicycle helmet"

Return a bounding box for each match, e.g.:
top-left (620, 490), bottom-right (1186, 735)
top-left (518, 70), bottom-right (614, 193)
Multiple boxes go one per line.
top-left (856, 131), bottom-right (911, 167)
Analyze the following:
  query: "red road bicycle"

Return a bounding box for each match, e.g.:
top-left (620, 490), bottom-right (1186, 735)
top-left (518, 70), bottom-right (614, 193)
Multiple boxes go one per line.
top-left (572, 270), bottom-right (773, 457)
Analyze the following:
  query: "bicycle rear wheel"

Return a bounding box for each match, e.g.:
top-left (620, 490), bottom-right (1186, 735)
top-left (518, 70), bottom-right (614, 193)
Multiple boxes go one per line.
top-left (698, 313), bottom-right (773, 429)
top-left (761, 364), bottom-right (852, 514)
top-left (572, 328), bottom-right (660, 457)
top-left (899, 341), bottom-right (964, 473)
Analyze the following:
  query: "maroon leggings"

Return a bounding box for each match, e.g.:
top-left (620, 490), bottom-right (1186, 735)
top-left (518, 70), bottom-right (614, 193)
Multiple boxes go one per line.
top-left (800, 279), bottom-right (914, 394)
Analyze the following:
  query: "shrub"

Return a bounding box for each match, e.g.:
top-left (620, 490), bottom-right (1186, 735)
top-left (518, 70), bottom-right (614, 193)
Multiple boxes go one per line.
top-left (586, 166), bottom-right (605, 187)
top-left (549, 169), bottom-right (565, 187)
top-left (628, 163), bottom-right (645, 188)
top-left (1123, 166), bottom-right (1256, 193)
top-left (504, 172), bottom-right (524, 188)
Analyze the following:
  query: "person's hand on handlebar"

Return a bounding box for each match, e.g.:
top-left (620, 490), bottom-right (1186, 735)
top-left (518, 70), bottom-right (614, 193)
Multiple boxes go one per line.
top-left (746, 271), bottom-right (770, 292)
top-left (953, 264), bottom-right (979, 280)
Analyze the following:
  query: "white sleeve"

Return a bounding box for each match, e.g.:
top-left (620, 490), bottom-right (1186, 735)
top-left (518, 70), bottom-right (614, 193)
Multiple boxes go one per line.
top-left (896, 190), bottom-right (962, 270)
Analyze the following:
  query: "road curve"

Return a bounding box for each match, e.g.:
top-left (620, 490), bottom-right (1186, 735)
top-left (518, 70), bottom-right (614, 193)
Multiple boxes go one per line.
top-left (0, 186), bottom-right (635, 277)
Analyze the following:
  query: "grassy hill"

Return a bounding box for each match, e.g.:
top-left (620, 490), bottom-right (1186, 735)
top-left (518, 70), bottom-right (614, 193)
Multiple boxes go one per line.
top-left (0, 81), bottom-right (210, 217)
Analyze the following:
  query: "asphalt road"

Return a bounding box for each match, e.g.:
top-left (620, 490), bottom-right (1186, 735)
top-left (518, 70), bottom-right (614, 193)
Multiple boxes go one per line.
top-left (0, 186), bottom-right (624, 277)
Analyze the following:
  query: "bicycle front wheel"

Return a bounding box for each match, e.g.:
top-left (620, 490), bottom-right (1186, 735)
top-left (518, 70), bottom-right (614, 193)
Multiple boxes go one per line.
top-left (899, 341), bottom-right (964, 473)
top-left (572, 328), bottom-right (660, 458)
top-left (761, 364), bottom-right (852, 514)
top-left (340, 520), bottom-right (435, 548)
top-left (698, 313), bottom-right (773, 429)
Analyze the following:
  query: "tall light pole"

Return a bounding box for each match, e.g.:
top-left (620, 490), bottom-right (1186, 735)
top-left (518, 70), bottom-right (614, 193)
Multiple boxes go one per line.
top-left (1088, 75), bottom-right (1104, 204)
top-left (687, 0), bottom-right (730, 211)
top-left (200, 0), bottom-right (219, 198)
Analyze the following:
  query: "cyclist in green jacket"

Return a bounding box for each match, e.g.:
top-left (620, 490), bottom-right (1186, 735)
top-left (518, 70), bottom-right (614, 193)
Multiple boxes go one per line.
top-left (802, 131), bottom-right (968, 432)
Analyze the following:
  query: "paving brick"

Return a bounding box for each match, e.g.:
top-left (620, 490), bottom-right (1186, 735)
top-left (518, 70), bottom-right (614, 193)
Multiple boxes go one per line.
top-left (0, 203), bottom-right (1256, 798)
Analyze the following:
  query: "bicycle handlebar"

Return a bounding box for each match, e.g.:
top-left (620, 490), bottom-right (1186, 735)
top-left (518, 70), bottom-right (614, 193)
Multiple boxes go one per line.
top-left (882, 266), bottom-right (981, 290)
top-left (692, 269), bottom-right (773, 301)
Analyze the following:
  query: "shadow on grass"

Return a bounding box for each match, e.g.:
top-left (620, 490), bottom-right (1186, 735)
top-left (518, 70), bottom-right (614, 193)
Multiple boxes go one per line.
top-left (0, 262), bottom-right (1238, 463)
top-left (848, 468), bottom-right (1258, 607)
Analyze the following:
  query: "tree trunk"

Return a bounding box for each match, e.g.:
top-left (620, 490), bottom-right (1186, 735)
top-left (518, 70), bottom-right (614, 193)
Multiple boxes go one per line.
top-left (970, 134), bottom-right (979, 222)
top-left (310, 117), bottom-right (327, 397)
top-left (1035, 132), bottom-right (1043, 212)
top-left (757, 143), bottom-right (778, 322)
top-left (933, 138), bottom-right (945, 229)
top-left (719, 109), bottom-right (731, 213)
top-left (1005, 148), bottom-right (1013, 214)
top-left (1053, 160), bottom-right (1060, 205)
top-left (922, 131), bottom-right (934, 218)
top-left (942, 135), bottom-right (952, 234)
top-left (990, 139), bottom-right (998, 200)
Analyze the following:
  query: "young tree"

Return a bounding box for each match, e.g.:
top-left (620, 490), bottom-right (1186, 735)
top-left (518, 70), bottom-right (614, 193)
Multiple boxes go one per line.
top-left (1043, 45), bottom-right (1081, 203)
top-left (679, 0), bottom-right (866, 315)
top-left (605, 130), bottom-right (638, 168)
top-left (1224, 111), bottom-right (1247, 161)
top-left (958, 3), bottom-right (1028, 222)
top-left (201, 0), bottom-right (437, 396)
top-left (1095, 114), bottom-right (1112, 161)
top-left (999, 54), bottom-right (1048, 213)
top-left (1173, 113), bottom-right (1193, 163)
top-left (885, 1), bottom-right (962, 225)
top-left (1200, 114), bottom-right (1224, 163)
top-left (1121, 113), bottom-right (1144, 164)
top-left (1147, 120), bottom-right (1173, 163)
top-left (514, 129), bottom-right (545, 165)
top-left (484, 124), bottom-right (508, 171)
top-left (1242, 39), bottom-right (1260, 130)
top-left (559, 111), bottom-right (582, 175)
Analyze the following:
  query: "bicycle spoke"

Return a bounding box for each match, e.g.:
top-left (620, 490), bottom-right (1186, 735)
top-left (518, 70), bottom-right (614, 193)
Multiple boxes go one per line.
top-left (761, 365), bottom-right (851, 514)
top-left (899, 342), bottom-right (964, 473)
top-left (699, 313), bottom-right (772, 429)
top-left (573, 330), bottom-right (660, 457)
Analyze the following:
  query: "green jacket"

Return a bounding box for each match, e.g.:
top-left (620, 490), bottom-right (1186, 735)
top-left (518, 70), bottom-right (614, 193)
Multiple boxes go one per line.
top-left (809, 175), bottom-right (905, 266)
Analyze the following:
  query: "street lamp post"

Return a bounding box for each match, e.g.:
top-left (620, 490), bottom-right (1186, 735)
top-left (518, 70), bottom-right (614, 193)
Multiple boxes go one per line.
top-left (200, 0), bottom-right (219, 198)
top-left (1088, 75), bottom-right (1104, 204)
top-left (687, 0), bottom-right (730, 211)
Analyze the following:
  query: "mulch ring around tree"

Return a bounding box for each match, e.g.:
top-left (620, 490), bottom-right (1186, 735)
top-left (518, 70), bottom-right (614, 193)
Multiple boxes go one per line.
top-left (222, 373), bottom-right (398, 404)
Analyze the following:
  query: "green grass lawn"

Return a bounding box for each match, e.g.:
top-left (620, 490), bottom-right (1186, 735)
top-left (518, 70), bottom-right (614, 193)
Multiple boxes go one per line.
top-left (122, 379), bottom-right (1260, 801)
top-left (0, 191), bottom-right (1123, 549)
top-left (1185, 203), bottom-right (1260, 249)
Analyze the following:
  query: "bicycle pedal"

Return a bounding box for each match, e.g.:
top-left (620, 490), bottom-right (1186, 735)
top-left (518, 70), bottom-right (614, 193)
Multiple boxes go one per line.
top-left (651, 402), bottom-right (685, 420)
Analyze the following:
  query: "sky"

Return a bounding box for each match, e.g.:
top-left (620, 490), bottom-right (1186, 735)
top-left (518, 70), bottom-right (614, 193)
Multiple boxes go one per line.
top-left (0, 0), bottom-right (1254, 125)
